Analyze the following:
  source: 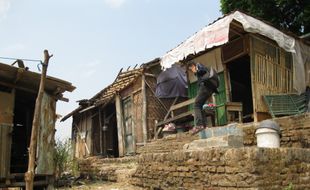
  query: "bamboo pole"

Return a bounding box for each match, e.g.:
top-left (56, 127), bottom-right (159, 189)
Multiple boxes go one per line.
top-left (25, 50), bottom-right (53, 190)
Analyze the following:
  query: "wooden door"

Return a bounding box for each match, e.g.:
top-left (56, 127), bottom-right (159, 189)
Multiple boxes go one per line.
top-left (123, 97), bottom-right (134, 155)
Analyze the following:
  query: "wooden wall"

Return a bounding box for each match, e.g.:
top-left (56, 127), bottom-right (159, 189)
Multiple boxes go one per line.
top-left (72, 111), bottom-right (92, 158)
top-left (132, 77), bottom-right (143, 144)
top-left (0, 91), bottom-right (14, 178)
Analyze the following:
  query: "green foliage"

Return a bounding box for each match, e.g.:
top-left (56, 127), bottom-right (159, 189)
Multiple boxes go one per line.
top-left (220, 0), bottom-right (310, 35)
top-left (54, 139), bottom-right (78, 178)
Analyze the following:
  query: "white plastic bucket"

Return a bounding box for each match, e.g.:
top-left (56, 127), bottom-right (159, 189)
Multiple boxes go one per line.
top-left (255, 128), bottom-right (280, 148)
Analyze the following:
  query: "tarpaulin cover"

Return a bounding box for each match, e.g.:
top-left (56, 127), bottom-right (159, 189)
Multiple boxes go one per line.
top-left (155, 64), bottom-right (188, 98)
top-left (160, 11), bottom-right (310, 93)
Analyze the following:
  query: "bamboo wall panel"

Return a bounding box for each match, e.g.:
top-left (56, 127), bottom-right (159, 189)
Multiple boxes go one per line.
top-left (146, 77), bottom-right (166, 139)
top-left (252, 37), bottom-right (293, 113)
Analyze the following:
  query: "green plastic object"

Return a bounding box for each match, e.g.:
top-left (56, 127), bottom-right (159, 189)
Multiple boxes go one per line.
top-left (263, 94), bottom-right (307, 118)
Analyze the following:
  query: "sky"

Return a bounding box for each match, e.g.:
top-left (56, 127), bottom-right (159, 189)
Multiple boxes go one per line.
top-left (0, 0), bottom-right (222, 140)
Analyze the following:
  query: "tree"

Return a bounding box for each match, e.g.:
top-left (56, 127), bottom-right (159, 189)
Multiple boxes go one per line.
top-left (220, 0), bottom-right (310, 35)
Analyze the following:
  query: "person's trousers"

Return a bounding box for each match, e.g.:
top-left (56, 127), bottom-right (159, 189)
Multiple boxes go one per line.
top-left (194, 83), bottom-right (213, 127)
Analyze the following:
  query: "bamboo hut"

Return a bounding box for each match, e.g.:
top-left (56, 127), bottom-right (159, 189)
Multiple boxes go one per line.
top-left (62, 59), bottom-right (172, 158)
top-left (157, 11), bottom-right (310, 130)
top-left (0, 62), bottom-right (75, 188)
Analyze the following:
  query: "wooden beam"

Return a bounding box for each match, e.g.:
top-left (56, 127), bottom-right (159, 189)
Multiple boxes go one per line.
top-left (115, 94), bottom-right (125, 157)
top-left (141, 74), bottom-right (148, 144)
top-left (144, 73), bottom-right (156, 78)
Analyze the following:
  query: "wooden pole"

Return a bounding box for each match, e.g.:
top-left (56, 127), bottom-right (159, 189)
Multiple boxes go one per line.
top-left (98, 108), bottom-right (103, 155)
top-left (25, 50), bottom-right (53, 190)
top-left (115, 94), bottom-right (125, 157)
top-left (141, 74), bottom-right (147, 144)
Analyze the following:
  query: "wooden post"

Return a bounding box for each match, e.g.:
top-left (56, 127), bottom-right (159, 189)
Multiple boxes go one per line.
top-left (141, 74), bottom-right (148, 144)
top-left (98, 108), bottom-right (103, 155)
top-left (25, 50), bottom-right (53, 190)
top-left (115, 94), bottom-right (125, 157)
top-left (103, 110), bottom-right (107, 156)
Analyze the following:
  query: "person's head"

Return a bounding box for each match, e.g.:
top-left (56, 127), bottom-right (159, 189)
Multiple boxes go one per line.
top-left (187, 60), bottom-right (197, 73)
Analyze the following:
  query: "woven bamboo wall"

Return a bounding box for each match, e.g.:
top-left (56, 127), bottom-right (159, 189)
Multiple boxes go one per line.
top-left (145, 76), bottom-right (167, 139)
top-left (251, 35), bottom-right (294, 114)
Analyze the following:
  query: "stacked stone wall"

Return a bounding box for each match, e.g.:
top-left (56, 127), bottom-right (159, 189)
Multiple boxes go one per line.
top-left (132, 148), bottom-right (310, 190)
top-left (242, 113), bottom-right (310, 148)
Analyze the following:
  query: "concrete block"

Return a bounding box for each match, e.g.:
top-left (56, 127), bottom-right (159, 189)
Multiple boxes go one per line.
top-left (200, 123), bottom-right (244, 139)
top-left (183, 135), bottom-right (244, 150)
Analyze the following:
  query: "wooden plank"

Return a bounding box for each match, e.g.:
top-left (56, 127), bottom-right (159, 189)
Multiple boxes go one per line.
top-left (115, 94), bottom-right (125, 157)
top-left (155, 110), bottom-right (194, 127)
top-left (0, 90), bottom-right (14, 179)
top-left (170, 98), bottom-right (194, 111)
top-left (250, 36), bottom-right (258, 122)
top-left (36, 93), bottom-right (56, 175)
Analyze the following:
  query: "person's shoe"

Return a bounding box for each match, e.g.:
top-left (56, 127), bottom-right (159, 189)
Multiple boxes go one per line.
top-left (190, 125), bottom-right (205, 135)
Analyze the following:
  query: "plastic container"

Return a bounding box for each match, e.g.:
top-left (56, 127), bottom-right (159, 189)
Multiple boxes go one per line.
top-left (255, 120), bottom-right (281, 148)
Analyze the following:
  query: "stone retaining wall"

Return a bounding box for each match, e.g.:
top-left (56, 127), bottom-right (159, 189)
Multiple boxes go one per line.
top-left (242, 113), bottom-right (310, 148)
top-left (131, 148), bottom-right (310, 190)
top-left (136, 133), bottom-right (198, 155)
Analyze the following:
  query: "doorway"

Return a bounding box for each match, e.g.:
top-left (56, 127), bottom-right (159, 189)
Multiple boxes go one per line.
top-left (227, 55), bottom-right (253, 122)
top-left (10, 89), bottom-right (36, 173)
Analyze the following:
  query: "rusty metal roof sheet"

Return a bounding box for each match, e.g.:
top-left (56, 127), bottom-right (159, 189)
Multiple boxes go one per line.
top-left (0, 62), bottom-right (76, 100)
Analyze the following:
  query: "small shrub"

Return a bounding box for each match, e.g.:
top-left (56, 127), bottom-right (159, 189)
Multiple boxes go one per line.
top-left (54, 138), bottom-right (75, 178)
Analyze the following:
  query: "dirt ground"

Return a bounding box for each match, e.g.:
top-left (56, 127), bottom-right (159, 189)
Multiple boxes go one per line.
top-left (58, 181), bottom-right (146, 190)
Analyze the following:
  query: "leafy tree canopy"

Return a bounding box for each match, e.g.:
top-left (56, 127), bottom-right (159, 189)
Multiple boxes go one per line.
top-left (220, 0), bottom-right (310, 36)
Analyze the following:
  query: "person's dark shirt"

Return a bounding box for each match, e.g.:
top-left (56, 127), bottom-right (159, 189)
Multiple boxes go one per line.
top-left (195, 63), bottom-right (219, 93)
top-left (195, 63), bottom-right (210, 85)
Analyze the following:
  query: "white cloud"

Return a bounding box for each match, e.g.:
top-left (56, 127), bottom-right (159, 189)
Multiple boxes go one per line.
top-left (104, 0), bottom-right (126, 9)
top-left (0, 0), bottom-right (11, 20)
